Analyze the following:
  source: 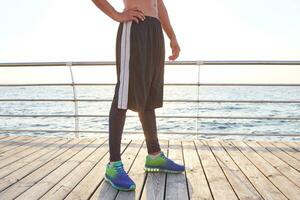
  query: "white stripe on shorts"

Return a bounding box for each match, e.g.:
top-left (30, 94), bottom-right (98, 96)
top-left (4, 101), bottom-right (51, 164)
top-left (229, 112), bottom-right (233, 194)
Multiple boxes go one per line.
top-left (118, 21), bottom-right (132, 109)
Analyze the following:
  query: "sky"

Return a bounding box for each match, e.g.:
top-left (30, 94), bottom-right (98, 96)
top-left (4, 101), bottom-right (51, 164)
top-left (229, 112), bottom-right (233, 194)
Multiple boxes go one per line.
top-left (0, 0), bottom-right (300, 84)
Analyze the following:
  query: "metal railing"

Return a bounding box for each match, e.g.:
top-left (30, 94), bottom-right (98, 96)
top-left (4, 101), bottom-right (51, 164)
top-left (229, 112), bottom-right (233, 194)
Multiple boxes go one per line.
top-left (0, 60), bottom-right (300, 138)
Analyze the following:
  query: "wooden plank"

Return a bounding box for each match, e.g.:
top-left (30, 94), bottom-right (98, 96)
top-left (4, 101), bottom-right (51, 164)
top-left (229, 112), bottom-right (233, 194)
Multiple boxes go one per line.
top-left (0, 135), bottom-right (35, 144)
top-left (0, 137), bottom-right (67, 179)
top-left (232, 141), bottom-right (300, 200)
top-left (38, 138), bottom-right (109, 199)
top-left (220, 140), bottom-right (287, 200)
top-left (206, 140), bottom-right (262, 200)
top-left (0, 136), bottom-right (39, 154)
top-left (14, 138), bottom-right (105, 199)
top-left (195, 140), bottom-right (238, 200)
top-left (65, 139), bottom-right (136, 200)
top-left (165, 140), bottom-right (188, 200)
top-left (0, 137), bottom-right (57, 168)
top-left (0, 135), bottom-right (21, 146)
top-left (0, 137), bottom-right (73, 192)
top-left (282, 141), bottom-right (300, 152)
top-left (140, 139), bottom-right (169, 200)
top-left (0, 137), bottom-right (93, 199)
top-left (0, 135), bottom-right (11, 141)
top-left (0, 136), bottom-right (57, 157)
top-left (257, 141), bottom-right (300, 171)
top-left (182, 140), bottom-right (213, 200)
top-left (114, 141), bottom-right (148, 200)
top-left (271, 142), bottom-right (300, 161)
top-left (245, 141), bottom-right (300, 188)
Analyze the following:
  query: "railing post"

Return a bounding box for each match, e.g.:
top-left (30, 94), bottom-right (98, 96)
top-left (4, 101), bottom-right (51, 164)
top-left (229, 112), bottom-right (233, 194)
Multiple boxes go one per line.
top-left (196, 61), bottom-right (204, 137)
top-left (196, 62), bottom-right (200, 136)
top-left (67, 62), bottom-right (80, 138)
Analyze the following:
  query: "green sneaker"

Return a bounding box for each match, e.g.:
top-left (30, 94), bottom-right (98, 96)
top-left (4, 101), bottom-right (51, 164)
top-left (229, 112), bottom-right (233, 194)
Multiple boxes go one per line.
top-left (104, 160), bottom-right (136, 191)
top-left (144, 151), bottom-right (185, 173)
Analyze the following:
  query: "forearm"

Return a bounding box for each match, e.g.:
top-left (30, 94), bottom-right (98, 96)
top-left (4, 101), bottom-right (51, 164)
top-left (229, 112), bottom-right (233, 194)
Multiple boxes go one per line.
top-left (157, 0), bottom-right (176, 40)
top-left (91, 0), bottom-right (119, 21)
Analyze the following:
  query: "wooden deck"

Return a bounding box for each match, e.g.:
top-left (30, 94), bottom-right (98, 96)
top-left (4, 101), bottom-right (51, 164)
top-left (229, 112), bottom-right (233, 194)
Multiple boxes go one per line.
top-left (0, 135), bottom-right (299, 200)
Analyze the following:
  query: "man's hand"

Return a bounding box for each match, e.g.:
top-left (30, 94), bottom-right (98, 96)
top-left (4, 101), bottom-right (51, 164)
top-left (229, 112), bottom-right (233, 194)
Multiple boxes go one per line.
top-left (115, 7), bottom-right (145, 23)
top-left (169, 37), bottom-right (180, 61)
top-left (91, 1), bottom-right (145, 23)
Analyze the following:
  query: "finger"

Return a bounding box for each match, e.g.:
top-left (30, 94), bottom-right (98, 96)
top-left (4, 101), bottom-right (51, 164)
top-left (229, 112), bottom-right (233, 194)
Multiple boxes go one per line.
top-left (175, 49), bottom-right (180, 56)
top-left (173, 54), bottom-right (179, 60)
top-left (130, 14), bottom-right (144, 23)
top-left (170, 50), bottom-right (179, 60)
top-left (137, 11), bottom-right (146, 20)
top-left (128, 7), bottom-right (145, 18)
top-left (130, 16), bottom-right (139, 23)
top-left (133, 8), bottom-right (145, 15)
top-left (170, 55), bottom-right (177, 60)
top-left (169, 53), bottom-right (176, 60)
top-left (132, 12), bottom-right (145, 21)
top-left (172, 49), bottom-right (177, 57)
top-left (174, 51), bottom-right (179, 59)
top-left (130, 11), bottom-right (145, 21)
top-left (169, 55), bottom-right (176, 61)
top-left (173, 46), bottom-right (180, 57)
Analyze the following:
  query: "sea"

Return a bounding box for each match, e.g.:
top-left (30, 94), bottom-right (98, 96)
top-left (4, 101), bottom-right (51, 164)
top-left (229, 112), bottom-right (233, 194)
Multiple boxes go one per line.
top-left (1, 85), bottom-right (300, 141)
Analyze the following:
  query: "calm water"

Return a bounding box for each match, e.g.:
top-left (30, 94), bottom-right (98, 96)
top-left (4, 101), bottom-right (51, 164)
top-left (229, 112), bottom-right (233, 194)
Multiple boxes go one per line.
top-left (0, 86), bottom-right (300, 141)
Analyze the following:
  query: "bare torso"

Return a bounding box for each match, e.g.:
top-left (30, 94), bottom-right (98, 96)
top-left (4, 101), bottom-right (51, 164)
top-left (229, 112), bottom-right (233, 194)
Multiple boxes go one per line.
top-left (123, 0), bottom-right (158, 19)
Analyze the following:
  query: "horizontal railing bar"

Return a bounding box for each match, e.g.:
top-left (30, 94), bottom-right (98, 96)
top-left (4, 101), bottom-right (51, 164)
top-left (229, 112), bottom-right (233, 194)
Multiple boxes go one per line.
top-left (1, 99), bottom-right (300, 104)
top-left (1, 129), bottom-right (299, 137)
top-left (0, 83), bottom-right (115, 87)
top-left (197, 83), bottom-right (300, 86)
top-left (1, 83), bottom-right (300, 87)
top-left (1, 60), bottom-right (300, 67)
top-left (0, 114), bottom-right (300, 120)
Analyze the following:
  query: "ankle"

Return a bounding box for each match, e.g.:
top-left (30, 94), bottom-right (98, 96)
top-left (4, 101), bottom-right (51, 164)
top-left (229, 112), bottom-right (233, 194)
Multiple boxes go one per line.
top-left (148, 151), bottom-right (161, 159)
top-left (109, 160), bottom-right (121, 166)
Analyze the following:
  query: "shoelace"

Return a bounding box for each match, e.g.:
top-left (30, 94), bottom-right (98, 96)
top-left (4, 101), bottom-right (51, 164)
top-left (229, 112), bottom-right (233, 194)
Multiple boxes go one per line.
top-left (114, 164), bottom-right (127, 176)
top-left (160, 152), bottom-right (177, 165)
top-left (160, 152), bottom-right (168, 161)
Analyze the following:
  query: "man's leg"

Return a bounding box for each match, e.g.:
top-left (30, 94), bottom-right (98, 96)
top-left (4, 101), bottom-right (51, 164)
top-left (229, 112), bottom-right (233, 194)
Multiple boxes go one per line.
top-left (105, 93), bottom-right (136, 192)
top-left (138, 108), bottom-right (161, 155)
top-left (109, 94), bottom-right (127, 162)
top-left (139, 108), bottom-right (185, 173)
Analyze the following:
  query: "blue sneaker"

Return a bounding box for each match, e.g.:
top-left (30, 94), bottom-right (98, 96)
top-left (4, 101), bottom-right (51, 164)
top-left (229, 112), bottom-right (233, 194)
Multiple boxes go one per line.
top-left (104, 160), bottom-right (136, 191)
top-left (144, 151), bottom-right (185, 173)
